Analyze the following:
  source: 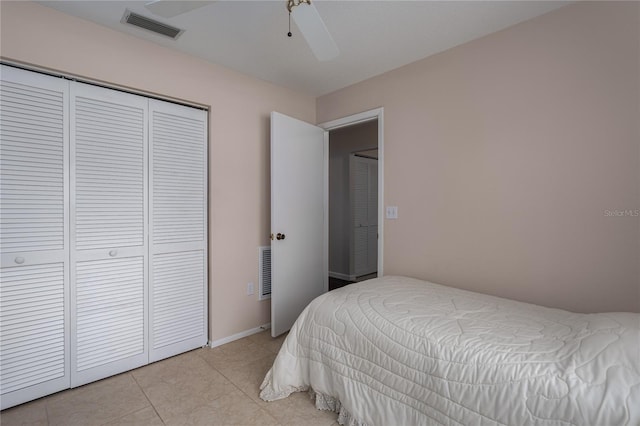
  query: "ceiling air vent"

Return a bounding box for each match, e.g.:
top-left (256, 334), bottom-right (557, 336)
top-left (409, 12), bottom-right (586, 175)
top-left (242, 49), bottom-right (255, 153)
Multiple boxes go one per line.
top-left (122, 10), bottom-right (184, 39)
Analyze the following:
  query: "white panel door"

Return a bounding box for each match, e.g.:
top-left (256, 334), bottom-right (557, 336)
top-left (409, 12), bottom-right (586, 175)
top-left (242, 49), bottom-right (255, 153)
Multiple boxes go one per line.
top-left (271, 112), bottom-right (326, 337)
top-left (70, 82), bottom-right (148, 386)
top-left (0, 65), bottom-right (70, 409)
top-left (149, 99), bottom-right (207, 362)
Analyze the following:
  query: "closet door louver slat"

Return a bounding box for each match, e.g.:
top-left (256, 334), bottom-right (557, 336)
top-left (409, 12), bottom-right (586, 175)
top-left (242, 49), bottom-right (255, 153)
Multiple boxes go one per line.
top-left (0, 264), bottom-right (65, 393)
top-left (152, 252), bottom-right (204, 348)
top-left (0, 65), bottom-right (70, 410)
top-left (70, 82), bottom-right (148, 387)
top-left (151, 112), bottom-right (205, 245)
top-left (73, 95), bottom-right (145, 250)
top-left (75, 258), bottom-right (144, 371)
top-left (149, 100), bottom-right (207, 362)
top-left (1, 82), bottom-right (65, 252)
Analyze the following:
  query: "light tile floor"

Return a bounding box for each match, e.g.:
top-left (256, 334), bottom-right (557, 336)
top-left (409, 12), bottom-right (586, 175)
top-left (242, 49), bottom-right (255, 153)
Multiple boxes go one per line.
top-left (1, 331), bottom-right (339, 426)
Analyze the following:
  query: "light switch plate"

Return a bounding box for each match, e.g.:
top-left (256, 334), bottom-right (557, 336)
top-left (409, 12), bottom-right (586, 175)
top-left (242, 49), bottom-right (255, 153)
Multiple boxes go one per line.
top-left (386, 206), bottom-right (398, 219)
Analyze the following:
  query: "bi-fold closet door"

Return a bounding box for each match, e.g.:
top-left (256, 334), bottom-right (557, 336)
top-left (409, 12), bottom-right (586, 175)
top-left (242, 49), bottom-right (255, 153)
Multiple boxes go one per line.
top-left (70, 82), bottom-right (150, 386)
top-left (0, 66), bottom-right (208, 409)
top-left (0, 65), bottom-right (71, 409)
top-left (148, 100), bottom-right (208, 363)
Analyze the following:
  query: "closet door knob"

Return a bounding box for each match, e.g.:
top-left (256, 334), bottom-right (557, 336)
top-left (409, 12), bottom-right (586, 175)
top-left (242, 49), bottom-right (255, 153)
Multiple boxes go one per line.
top-left (14, 256), bottom-right (25, 264)
top-left (109, 250), bottom-right (118, 257)
top-left (276, 233), bottom-right (286, 240)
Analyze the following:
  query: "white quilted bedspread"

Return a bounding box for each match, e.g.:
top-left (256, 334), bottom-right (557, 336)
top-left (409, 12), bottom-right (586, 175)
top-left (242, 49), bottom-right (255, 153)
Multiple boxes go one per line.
top-left (260, 276), bottom-right (640, 426)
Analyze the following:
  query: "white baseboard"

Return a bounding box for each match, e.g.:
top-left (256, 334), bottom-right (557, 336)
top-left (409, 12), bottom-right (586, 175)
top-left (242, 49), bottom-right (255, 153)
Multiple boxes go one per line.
top-left (208, 322), bottom-right (271, 348)
top-left (329, 271), bottom-right (355, 281)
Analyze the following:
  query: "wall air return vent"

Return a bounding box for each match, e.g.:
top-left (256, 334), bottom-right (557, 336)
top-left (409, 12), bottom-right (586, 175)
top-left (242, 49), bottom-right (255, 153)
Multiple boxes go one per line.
top-left (259, 246), bottom-right (271, 301)
top-left (122, 10), bottom-right (184, 39)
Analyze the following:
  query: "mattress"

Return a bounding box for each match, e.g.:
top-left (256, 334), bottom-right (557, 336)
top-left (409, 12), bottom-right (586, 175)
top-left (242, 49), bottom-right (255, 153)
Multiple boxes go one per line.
top-left (260, 276), bottom-right (640, 426)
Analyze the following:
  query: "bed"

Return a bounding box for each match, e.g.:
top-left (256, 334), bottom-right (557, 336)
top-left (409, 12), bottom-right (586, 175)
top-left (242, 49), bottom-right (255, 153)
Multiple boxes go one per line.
top-left (260, 276), bottom-right (640, 425)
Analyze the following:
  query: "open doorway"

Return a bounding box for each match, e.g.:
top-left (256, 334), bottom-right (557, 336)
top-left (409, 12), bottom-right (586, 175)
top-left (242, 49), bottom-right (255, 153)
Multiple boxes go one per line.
top-left (327, 120), bottom-right (378, 291)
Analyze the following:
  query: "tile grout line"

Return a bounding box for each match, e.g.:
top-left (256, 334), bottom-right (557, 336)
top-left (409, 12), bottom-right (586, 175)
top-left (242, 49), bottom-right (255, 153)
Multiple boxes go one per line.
top-left (195, 348), bottom-right (250, 399)
top-left (211, 364), bottom-right (283, 426)
top-left (196, 346), bottom-right (283, 425)
top-left (129, 372), bottom-right (167, 426)
top-left (44, 397), bottom-right (51, 426)
top-left (81, 374), bottom-right (155, 426)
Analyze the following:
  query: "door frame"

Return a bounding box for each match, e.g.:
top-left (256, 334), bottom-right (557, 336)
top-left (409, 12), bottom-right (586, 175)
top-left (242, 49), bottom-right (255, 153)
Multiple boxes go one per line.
top-left (318, 107), bottom-right (384, 278)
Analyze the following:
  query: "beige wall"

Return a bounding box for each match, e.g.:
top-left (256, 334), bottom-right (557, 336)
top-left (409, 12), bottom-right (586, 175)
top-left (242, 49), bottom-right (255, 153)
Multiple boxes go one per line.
top-left (1, 1), bottom-right (638, 345)
top-left (0, 1), bottom-right (316, 341)
top-left (318, 2), bottom-right (640, 313)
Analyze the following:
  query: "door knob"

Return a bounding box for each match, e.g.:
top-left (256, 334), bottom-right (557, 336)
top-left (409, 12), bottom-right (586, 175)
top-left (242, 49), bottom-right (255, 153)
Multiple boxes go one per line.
top-left (276, 233), bottom-right (286, 240)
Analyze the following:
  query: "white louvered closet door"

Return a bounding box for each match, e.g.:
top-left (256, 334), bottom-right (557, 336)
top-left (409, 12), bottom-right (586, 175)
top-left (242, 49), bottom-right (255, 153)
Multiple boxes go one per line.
top-left (0, 66), bottom-right (70, 409)
top-left (70, 82), bottom-right (148, 386)
top-left (149, 99), bottom-right (207, 362)
top-left (350, 155), bottom-right (378, 277)
top-left (367, 162), bottom-right (378, 274)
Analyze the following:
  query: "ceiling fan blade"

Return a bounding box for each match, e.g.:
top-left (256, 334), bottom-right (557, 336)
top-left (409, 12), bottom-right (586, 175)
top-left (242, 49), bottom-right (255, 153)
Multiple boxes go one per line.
top-left (291, 2), bottom-right (339, 61)
top-left (145, 1), bottom-right (215, 19)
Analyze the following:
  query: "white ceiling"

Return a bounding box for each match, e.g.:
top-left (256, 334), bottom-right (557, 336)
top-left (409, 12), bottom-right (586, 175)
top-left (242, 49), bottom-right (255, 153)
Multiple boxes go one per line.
top-left (38, 1), bottom-right (568, 96)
